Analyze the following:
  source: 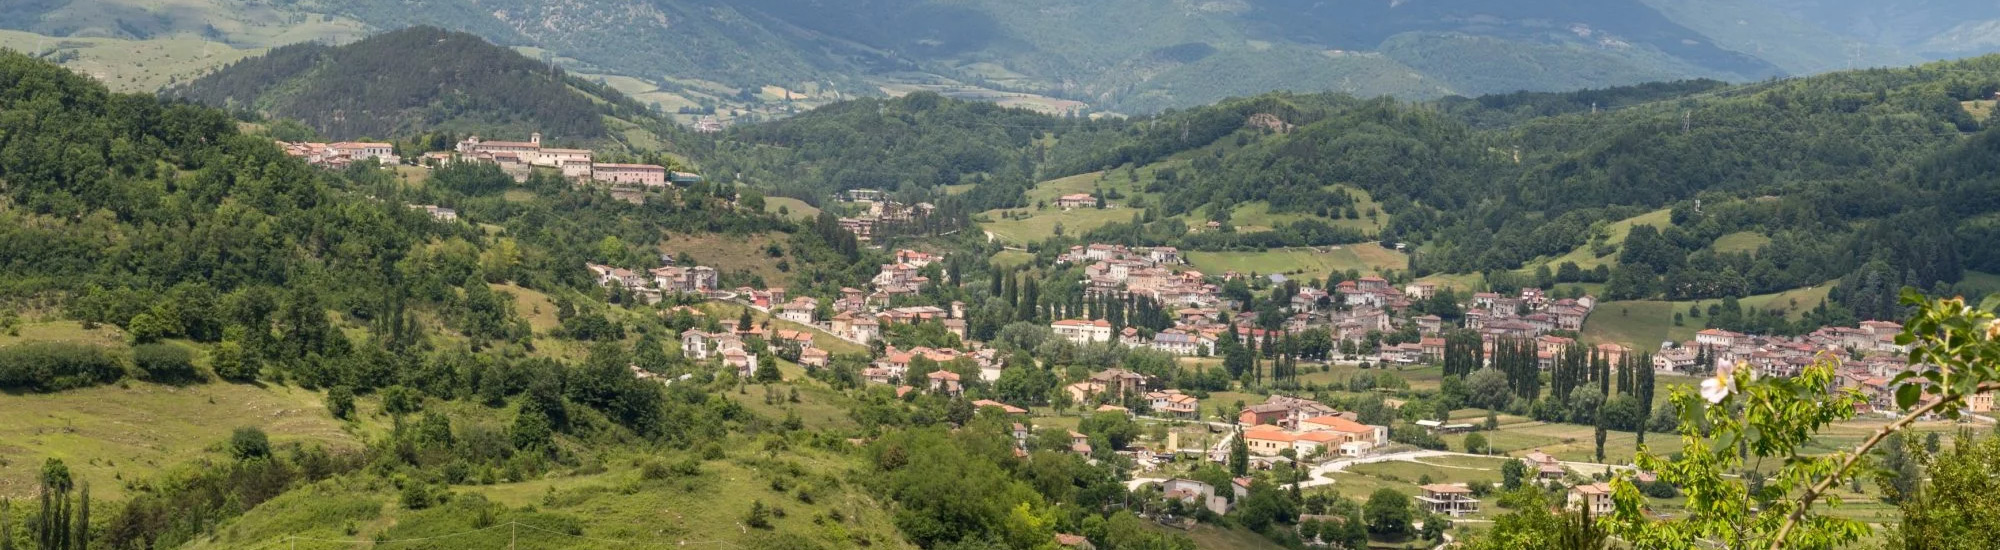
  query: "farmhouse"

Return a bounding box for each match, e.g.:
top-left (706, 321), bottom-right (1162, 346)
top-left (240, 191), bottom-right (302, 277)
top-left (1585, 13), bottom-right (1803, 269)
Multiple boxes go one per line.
top-left (1146, 390), bottom-right (1200, 418)
top-left (778, 297), bottom-right (819, 324)
top-left (1569, 483), bottom-right (1615, 516)
top-left (1054, 193), bottom-right (1096, 209)
top-left (592, 163), bottom-right (668, 187)
top-left (1416, 484), bottom-right (1480, 517)
top-left (1157, 478), bottom-right (1234, 515)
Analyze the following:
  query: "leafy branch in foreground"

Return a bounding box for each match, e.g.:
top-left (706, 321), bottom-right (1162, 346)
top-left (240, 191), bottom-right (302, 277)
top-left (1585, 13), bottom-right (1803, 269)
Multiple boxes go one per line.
top-left (1606, 289), bottom-right (2000, 550)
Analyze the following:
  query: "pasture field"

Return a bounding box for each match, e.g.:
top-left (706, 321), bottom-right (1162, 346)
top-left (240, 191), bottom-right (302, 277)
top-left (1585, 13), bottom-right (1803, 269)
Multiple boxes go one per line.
top-left (1185, 243), bottom-right (1408, 278)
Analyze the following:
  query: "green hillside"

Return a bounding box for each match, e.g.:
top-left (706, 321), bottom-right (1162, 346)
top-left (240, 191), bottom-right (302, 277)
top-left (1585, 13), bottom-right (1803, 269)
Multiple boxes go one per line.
top-left (164, 26), bottom-right (682, 146)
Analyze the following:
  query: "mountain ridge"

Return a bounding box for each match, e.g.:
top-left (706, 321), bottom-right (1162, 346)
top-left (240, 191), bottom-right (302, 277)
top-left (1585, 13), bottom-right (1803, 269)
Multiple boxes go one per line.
top-left (163, 26), bottom-right (683, 147)
top-left (9, 0), bottom-right (2000, 115)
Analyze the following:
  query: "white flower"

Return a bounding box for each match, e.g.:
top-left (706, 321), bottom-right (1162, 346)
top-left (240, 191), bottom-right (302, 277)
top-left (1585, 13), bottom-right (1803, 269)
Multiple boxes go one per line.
top-left (1700, 369), bottom-right (1735, 404)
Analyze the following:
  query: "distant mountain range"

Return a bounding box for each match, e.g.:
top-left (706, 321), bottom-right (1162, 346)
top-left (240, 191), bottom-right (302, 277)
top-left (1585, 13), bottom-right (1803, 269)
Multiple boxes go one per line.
top-left (6, 0), bottom-right (2000, 113)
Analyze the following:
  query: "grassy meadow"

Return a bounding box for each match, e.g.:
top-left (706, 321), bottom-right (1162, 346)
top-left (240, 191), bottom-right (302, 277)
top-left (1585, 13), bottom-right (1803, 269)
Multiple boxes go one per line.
top-left (1185, 243), bottom-right (1408, 278)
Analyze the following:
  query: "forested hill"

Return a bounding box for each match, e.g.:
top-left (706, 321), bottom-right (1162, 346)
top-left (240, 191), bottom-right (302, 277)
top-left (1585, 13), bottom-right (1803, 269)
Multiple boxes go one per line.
top-left (164, 26), bottom-right (676, 145)
top-left (718, 55), bottom-right (2000, 324)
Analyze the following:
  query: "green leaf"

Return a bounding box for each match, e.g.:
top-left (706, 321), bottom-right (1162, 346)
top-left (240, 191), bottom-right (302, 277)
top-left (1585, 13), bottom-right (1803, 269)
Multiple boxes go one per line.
top-left (1895, 383), bottom-right (1921, 410)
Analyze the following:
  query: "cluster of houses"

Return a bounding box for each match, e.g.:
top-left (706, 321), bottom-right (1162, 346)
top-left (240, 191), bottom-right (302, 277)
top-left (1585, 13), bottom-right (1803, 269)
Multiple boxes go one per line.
top-left (586, 260), bottom-right (720, 305)
top-left (1042, 244), bottom-right (1612, 370)
top-left (1649, 321), bottom-right (1993, 415)
top-left (1066, 244), bottom-right (1216, 308)
top-left (835, 189), bottom-right (935, 243)
top-left (275, 141), bottom-right (399, 169)
top-left (680, 327), bottom-right (760, 377)
top-left (1461, 286), bottom-right (1598, 339)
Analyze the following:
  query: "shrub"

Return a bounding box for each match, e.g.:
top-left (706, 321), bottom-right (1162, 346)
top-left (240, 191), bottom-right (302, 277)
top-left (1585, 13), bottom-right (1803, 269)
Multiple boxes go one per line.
top-left (745, 500), bottom-right (772, 529)
top-left (133, 343), bottom-right (200, 383)
top-left (211, 340), bottom-right (258, 381)
top-left (0, 342), bottom-right (126, 391)
top-left (1641, 480), bottom-right (1680, 499)
top-left (381, 385), bottom-right (422, 415)
top-left (231, 426), bottom-right (271, 460)
top-left (327, 386), bottom-right (356, 419)
top-left (401, 482), bottom-right (437, 510)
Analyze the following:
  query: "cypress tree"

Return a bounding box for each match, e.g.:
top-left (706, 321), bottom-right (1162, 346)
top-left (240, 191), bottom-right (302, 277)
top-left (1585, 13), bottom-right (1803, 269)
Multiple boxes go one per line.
top-left (71, 484), bottom-right (85, 550)
top-left (1614, 354), bottom-right (1629, 396)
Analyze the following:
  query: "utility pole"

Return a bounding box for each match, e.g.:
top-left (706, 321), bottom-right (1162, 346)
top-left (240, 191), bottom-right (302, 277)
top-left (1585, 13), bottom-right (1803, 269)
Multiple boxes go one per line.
top-left (510, 522), bottom-right (517, 550)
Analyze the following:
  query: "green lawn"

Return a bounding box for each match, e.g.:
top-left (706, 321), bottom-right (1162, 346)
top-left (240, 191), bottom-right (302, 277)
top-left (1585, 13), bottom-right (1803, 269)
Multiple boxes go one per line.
top-left (1185, 243), bottom-right (1408, 277)
top-left (989, 250), bottom-right (1035, 270)
top-left (1347, 460), bottom-right (1503, 486)
top-left (1711, 231), bottom-right (1772, 254)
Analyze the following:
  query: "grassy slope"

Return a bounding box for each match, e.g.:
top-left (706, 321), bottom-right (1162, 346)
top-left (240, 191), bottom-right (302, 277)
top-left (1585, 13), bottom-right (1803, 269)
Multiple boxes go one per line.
top-left (660, 232), bottom-right (791, 286)
top-left (764, 196), bottom-right (821, 221)
top-left (1185, 243), bottom-right (1409, 278)
top-left (980, 169), bottom-right (1153, 244)
top-left (1218, 185), bottom-right (1386, 235)
top-left (1711, 231), bottom-right (1772, 254)
top-left (0, 381), bottom-right (358, 499)
top-left (1530, 208), bottom-right (1674, 273)
top-left (0, 30), bottom-right (263, 93)
top-left (1583, 283), bottom-right (1837, 348)
top-left (186, 439), bottom-right (913, 550)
